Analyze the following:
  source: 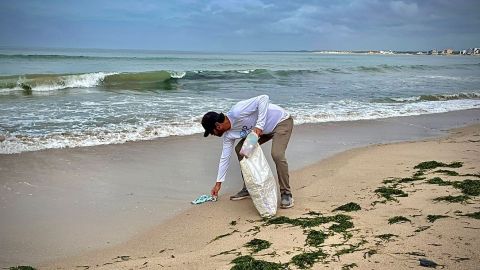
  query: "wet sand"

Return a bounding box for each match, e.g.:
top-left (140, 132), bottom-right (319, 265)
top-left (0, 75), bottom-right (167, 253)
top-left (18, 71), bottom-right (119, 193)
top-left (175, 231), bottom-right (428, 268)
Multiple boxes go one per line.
top-left (0, 108), bottom-right (479, 268)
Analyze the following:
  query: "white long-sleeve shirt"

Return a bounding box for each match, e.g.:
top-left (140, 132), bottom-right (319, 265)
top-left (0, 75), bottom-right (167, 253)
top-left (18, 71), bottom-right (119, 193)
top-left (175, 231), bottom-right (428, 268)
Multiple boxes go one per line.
top-left (216, 95), bottom-right (289, 182)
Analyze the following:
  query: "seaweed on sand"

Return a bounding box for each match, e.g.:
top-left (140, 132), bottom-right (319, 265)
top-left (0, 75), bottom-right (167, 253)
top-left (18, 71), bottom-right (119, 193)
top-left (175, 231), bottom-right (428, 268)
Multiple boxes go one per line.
top-left (427, 215), bottom-right (449, 223)
top-left (462, 211), bottom-right (480, 219)
top-left (434, 169), bottom-right (459, 176)
top-left (334, 239), bottom-right (368, 256)
top-left (413, 170), bottom-right (426, 178)
top-left (342, 263), bottom-right (358, 270)
top-left (376, 234), bottom-right (398, 241)
top-left (414, 161), bottom-right (463, 170)
top-left (462, 172), bottom-right (480, 178)
top-left (433, 195), bottom-right (470, 203)
top-left (453, 179), bottom-right (480, 196)
top-left (329, 220), bottom-right (354, 233)
top-left (305, 230), bottom-right (328, 247)
top-left (9, 267), bottom-right (36, 270)
top-left (426, 177), bottom-right (452, 186)
top-left (211, 248), bottom-right (241, 258)
top-left (265, 214), bottom-right (353, 230)
top-left (333, 202), bottom-right (361, 212)
top-left (398, 177), bottom-right (422, 183)
top-left (245, 238), bottom-right (272, 253)
top-left (209, 230), bottom-right (239, 243)
top-left (374, 186), bottom-right (408, 201)
top-left (427, 178), bottom-right (480, 196)
top-left (388, 216), bottom-right (411, 224)
top-left (290, 250), bottom-right (328, 269)
top-left (246, 225), bottom-right (261, 236)
top-left (414, 226), bottom-right (431, 233)
top-left (230, 255), bottom-right (286, 270)
top-left (399, 170), bottom-right (427, 183)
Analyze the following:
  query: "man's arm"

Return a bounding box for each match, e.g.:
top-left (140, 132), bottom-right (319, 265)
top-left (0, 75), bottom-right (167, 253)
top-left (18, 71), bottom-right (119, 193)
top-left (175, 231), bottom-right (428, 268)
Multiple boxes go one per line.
top-left (254, 95), bottom-right (269, 132)
top-left (211, 137), bottom-right (234, 196)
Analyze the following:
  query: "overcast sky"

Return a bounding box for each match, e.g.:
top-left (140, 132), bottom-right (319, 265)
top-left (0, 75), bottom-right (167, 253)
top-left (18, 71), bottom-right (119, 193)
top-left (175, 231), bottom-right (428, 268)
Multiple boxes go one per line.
top-left (1, 0), bottom-right (479, 51)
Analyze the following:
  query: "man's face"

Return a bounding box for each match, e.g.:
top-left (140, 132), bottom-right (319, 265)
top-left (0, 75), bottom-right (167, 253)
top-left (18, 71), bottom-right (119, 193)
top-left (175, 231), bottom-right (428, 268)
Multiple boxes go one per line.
top-left (213, 123), bottom-right (226, 137)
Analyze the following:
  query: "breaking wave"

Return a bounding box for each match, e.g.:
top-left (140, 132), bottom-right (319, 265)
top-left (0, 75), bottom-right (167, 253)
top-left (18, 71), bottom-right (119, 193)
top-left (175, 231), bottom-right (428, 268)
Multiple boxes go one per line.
top-left (372, 92), bottom-right (480, 103)
top-left (0, 71), bottom-right (177, 92)
top-left (2, 63), bottom-right (480, 93)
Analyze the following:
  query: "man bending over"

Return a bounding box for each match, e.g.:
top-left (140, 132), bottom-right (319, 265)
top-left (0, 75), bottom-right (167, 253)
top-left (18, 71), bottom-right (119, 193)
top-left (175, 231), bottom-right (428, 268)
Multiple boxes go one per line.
top-left (201, 95), bottom-right (294, 208)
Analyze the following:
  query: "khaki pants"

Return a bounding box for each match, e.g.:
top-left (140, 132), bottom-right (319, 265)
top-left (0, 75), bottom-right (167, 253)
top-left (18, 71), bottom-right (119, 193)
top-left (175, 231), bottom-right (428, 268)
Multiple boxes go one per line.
top-left (235, 117), bottom-right (293, 195)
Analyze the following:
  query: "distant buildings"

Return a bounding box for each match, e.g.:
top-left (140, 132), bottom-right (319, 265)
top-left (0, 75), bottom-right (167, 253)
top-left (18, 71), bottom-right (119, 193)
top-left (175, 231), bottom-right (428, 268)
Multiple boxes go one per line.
top-left (428, 47), bottom-right (479, 56)
top-left (310, 48), bottom-right (478, 56)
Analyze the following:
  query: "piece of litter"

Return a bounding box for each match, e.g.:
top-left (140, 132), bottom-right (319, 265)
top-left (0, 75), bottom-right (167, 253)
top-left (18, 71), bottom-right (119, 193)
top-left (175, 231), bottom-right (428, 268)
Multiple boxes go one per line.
top-left (191, 194), bottom-right (217, 205)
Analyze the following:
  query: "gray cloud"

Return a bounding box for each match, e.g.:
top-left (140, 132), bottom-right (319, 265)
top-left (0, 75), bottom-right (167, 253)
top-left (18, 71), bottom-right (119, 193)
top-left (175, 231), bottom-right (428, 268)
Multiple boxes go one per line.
top-left (0, 0), bottom-right (478, 51)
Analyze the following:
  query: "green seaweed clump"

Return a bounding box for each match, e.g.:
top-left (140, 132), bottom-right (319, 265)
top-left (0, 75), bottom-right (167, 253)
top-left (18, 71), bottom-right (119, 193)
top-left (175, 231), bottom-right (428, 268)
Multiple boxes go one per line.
top-left (376, 234), bottom-right (398, 241)
top-left (433, 195), bottom-right (470, 203)
top-left (266, 214), bottom-right (352, 230)
top-left (245, 238), bottom-right (272, 253)
top-left (413, 170), bottom-right (426, 178)
top-left (463, 211), bottom-right (480, 219)
top-left (333, 202), bottom-right (361, 212)
top-left (434, 169), bottom-right (459, 176)
top-left (462, 172), bottom-right (480, 178)
top-left (453, 179), bottom-right (480, 196)
top-left (342, 263), bottom-right (358, 270)
top-left (398, 177), bottom-right (420, 183)
top-left (231, 255), bottom-right (285, 270)
top-left (388, 216), bottom-right (411, 224)
top-left (414, 161), bottom-right (463, 170)
top-left (374, 186), bottom-right (408, 201)
top-left (305, 230), bottom-right (328, 247)
top-left (426, 177), bottom-right (452, 186)
top-left (290, 250), bottom-right (327, 269)
top-left (329, 220), bottom-right (354, 233)
top-left (9, 267), bottom-right (36, 270)
top-left (427, 215), bottom-right (449, 223)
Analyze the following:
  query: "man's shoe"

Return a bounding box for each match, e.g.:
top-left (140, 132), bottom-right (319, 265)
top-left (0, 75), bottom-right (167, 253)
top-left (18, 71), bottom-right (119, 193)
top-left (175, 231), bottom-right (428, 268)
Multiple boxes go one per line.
top-left (280, 193), bottom-right (294, 209)
top-left (230, 188), bottom-right (250, 201)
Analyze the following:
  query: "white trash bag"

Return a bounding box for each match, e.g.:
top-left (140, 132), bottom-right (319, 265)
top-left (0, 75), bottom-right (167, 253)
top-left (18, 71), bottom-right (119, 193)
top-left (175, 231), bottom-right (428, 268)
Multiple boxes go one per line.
top-left (240, 143), bottom-right (278, 218)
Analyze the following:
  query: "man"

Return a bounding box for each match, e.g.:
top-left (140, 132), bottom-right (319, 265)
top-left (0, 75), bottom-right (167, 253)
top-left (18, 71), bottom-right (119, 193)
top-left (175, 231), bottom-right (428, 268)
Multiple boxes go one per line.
top-left (201, 95), bottom-right (294, 208)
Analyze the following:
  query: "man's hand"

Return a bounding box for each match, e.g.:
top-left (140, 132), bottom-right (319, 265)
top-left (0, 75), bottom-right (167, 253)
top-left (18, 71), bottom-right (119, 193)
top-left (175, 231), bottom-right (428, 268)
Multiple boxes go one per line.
top-left (253, 127), bottom-right (263, 136)
top-left (211, 182), bottom-right (222, 197)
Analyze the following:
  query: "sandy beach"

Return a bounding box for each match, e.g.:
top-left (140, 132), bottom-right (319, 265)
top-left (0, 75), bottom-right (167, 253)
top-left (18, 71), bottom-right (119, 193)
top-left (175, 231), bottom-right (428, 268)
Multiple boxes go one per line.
top-left (1, 109), bottom-right (479, 269)
top-left (42, 122), bottom-right (480, 270)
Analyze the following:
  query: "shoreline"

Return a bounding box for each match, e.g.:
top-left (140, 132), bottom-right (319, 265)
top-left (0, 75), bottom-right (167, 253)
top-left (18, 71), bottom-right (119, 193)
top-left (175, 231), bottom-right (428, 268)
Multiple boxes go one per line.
top-left (1, 108), bottom-right (479, 268)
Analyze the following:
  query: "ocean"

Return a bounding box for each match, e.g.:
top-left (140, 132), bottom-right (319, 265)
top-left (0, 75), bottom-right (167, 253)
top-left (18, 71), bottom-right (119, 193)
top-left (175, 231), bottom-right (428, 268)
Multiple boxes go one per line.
top-left (0, 47), bottom-right (479, 154)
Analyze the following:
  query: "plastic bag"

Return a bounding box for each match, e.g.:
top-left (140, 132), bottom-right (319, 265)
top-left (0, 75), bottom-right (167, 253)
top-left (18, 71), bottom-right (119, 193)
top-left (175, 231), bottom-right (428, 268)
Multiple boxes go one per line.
top-left (240, 143), bottom-right (278, 218)
top-left (239, 132), bottom-right (259, 158)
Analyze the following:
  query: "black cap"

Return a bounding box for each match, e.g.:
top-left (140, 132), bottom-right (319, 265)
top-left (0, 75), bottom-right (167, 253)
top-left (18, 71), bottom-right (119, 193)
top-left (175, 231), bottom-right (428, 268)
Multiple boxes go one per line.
top-left (201, 112), bottom-right (224, 137)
